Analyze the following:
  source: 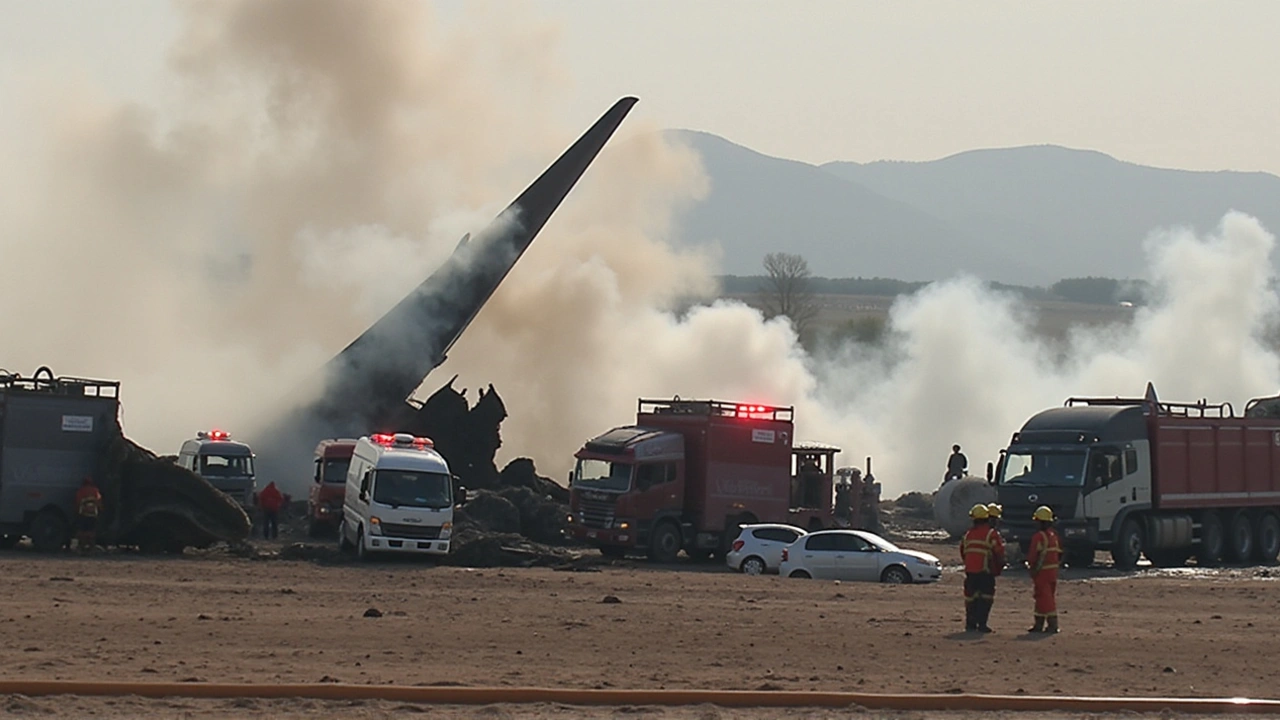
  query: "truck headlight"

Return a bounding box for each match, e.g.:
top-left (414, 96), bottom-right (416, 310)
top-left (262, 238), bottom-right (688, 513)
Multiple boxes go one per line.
top-left (616, 521), bottom-right (631, 530)
top-left (440, 521), bottom-right (452, 540)
top-left (369, 517), bottom-right (382, 535)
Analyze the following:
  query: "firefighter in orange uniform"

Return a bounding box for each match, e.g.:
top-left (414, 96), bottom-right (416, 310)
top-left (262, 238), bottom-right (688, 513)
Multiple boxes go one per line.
top-left (74, 476), bottom-right (103, 555)
top-left (1027, 505), bottom-right (1062, 633)
top-left (960, 503), bottom-right (1004, 632)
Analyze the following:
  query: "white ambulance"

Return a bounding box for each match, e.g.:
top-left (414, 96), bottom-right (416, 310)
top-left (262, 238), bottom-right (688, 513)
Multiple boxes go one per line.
top-left (339, 433), bottom-right (454, 561)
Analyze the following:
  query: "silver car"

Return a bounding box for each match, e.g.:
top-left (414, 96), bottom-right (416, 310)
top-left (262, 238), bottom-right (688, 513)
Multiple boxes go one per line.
top-left (779, 529), bottom-right (941, 583)
top-left (725, 523), bottom-right (807, 575)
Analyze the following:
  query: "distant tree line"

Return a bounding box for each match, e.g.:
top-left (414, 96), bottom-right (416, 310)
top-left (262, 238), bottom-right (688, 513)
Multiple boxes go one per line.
top-left (721, 273), bottom-right (1149, 306)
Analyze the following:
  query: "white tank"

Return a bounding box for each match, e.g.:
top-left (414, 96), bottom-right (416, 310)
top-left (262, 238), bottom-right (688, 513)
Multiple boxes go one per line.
top-left (933, 476), bottom-right (998, 538)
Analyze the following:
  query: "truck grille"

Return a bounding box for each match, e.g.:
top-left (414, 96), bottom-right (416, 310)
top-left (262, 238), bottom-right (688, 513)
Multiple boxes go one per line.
top-left (579, 498), bottom-right (616, 529)
top-left (379, 523), bottom-right (443, 540)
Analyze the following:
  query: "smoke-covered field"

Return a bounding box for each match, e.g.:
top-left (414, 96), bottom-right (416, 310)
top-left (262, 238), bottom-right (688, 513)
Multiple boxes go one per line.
top-left (3, 1), bottom-right (1279, 497)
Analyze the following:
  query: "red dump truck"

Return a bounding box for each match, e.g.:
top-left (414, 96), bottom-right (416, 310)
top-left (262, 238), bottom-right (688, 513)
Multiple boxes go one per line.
top-left (994, 383), bottom-right (1280, 570)
top-left (566, 399), bottom-right (843, 562)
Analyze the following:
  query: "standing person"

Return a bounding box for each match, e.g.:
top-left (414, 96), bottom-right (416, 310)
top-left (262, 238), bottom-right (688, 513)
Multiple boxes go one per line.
top-left (257, 481), bottom-right (284, 540)
top-left (74, 476), bottom-right (103, 555)
top-left (1027, 506), bottom-right (1062, 633)
top-left (960, 503), bottom-right (1004, 632)
top-left (944, 445), bottom-right (968, 484)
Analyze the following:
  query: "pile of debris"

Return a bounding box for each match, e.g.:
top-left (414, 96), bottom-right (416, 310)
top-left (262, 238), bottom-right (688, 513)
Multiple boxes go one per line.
top-left (97, 421), bottom-right (253, 552)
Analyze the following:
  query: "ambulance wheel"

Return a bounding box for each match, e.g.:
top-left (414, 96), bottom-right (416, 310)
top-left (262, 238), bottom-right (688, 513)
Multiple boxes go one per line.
top-left (356, 527), bottom-right (370, 562)
top-left (1228, 511), bottom-right (1254, 564)
top-left (1110, 518), bottom-right (1143, 570)
top-left (1254, 513), bottom-right (1280, 564)
top-left (647, 522), bottom-right (681, 564)
top-left (1197, 512), bottom-right (1225, 566)
top-left (30, 511), bottom-right (68, 553)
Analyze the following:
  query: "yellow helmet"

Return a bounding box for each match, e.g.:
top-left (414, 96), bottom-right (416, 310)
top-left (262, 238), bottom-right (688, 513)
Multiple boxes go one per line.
top-left (969, 503), bottom-right (990, 520)
top-left (986, 503), bottom-right (1003, 518)
top-left (1033, 505), bottom-right (1055, 522)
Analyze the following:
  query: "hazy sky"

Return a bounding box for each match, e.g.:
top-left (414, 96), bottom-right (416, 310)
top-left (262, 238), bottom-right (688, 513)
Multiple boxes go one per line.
top-left (4, 1), bottom-right (1279, 174)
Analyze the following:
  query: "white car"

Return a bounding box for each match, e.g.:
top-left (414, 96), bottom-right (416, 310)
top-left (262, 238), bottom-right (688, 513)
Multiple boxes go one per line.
top-left (779, 529), bottom-right (941, 584)
top-left (726, 523), bottom-right (807, 575)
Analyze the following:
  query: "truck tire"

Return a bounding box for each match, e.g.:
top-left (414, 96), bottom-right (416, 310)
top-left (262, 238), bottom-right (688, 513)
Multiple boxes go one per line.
top-left (29, 511), bottom-right (69, 553)
top-left (1197, 512), bottom-right (1225, 566)
top-left (1254, 513), bottom-right (1280, 564)
top-left (647, 522), bottom-right (681, 564)
top-left (1228, 511), bottom-right (1254, 564)
top-left (1111, 518), bottom-right (1143, 570)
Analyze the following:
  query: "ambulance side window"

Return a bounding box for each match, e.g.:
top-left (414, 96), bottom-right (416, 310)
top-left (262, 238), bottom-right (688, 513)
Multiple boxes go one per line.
top-left (359, 468), bottom-right (372, 499)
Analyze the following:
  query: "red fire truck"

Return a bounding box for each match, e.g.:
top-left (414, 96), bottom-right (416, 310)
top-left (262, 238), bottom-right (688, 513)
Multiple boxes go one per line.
top-left (566, 399), bottom-right (842, 562)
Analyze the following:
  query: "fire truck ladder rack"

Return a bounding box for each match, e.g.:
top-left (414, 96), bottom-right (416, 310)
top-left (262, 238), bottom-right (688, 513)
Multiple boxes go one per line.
top-left (638, 398), bottom-right (794, 422)
top-left (0, 366), bottom-right (120, 398)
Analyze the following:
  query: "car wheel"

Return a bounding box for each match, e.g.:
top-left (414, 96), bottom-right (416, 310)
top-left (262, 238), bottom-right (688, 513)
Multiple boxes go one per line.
top-left (740, 556), bottom-right (767, 576)
top-left (788, 569), bottom-right (812, 579)
top-left (880, 565), bottom-right (912, 584)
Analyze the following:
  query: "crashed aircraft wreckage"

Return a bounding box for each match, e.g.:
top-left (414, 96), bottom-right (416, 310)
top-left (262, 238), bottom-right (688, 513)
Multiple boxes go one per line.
top-left (254, 97), bottom-right (639, 488)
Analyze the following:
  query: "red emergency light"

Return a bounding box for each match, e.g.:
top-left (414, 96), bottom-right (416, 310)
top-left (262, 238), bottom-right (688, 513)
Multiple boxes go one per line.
top-left (199, 429), bottom-right (231, 441)
top-left (371, 433), bottom-right (434, 449)
top-left (735, 404), bottom-right (777, 420)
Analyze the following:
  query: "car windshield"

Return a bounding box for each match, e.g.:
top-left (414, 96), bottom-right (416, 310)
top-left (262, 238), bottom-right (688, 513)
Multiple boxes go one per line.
top-left (200, 454), bottom-right (254, 477)
top-left (999, 450), bottom-right (1087, 487)
top-left (372, 470), bottom-right (452, 509)
top-left (573, 459), bottom-right (632, 492)
top-left (322, 459), bottom-right (350, 484)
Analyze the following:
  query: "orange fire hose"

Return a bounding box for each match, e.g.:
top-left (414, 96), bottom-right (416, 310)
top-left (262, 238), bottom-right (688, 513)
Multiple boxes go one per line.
top-left (0, 681), bottom-right (1278, 713)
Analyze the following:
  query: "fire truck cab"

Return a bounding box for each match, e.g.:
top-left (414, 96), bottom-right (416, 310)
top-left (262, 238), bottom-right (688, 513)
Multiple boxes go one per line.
top-left (309, 438), bottom-right (356, 537)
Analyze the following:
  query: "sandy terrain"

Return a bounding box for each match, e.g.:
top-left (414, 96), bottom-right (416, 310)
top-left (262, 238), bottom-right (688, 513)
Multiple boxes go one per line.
top-left (1, 541), bottom-right (1278, 718)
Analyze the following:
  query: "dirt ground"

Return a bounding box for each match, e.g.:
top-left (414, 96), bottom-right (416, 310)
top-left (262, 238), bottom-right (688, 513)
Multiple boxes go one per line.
top-left (1, 539), bottom-right (1279, 718)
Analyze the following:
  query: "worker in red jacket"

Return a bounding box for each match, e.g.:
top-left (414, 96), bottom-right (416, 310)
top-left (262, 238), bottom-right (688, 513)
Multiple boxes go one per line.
top-left (960, 503), bottom-right (1004, 632)
top-left (257, 481), bottom-right (285, 540)
top-left (1027, 505), bottom-right (1063, 633)
top-left (74, 476), bottom-right (103, 555)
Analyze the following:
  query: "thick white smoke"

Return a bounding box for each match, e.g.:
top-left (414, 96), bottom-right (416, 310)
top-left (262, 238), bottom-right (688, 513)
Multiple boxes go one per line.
top-left (2, 2), bottom-right (1276, 500)
top-left (802, 212), bottom-right (1280, 493)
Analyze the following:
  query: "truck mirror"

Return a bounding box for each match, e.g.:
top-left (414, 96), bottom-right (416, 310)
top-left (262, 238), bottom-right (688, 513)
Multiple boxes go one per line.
top-left (567, 471), bottom-right (574, 486)
top-left (456, 486), bottom-right (468, 507)
top-left (986, 462), bottom-right (994, 483)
